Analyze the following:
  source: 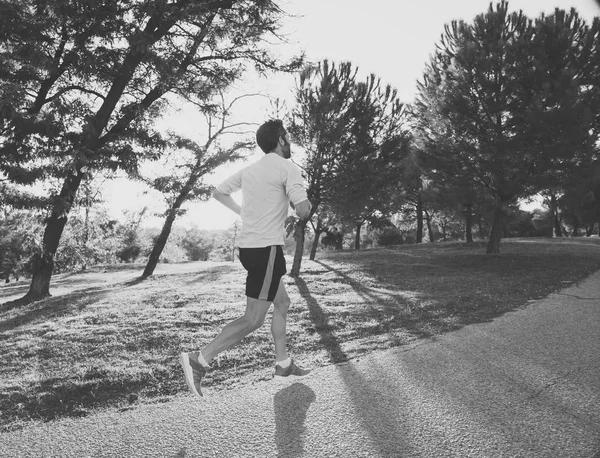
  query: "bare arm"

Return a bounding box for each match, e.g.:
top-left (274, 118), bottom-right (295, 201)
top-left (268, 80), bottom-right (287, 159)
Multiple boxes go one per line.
top-left (294, 199), bottom-right (312, 220)
top-left (213, 189), bottom-right (241, 215)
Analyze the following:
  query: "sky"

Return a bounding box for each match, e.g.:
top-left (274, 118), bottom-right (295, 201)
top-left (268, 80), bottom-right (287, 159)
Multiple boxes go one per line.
top-left (102, 0), bottom-right (600, 230)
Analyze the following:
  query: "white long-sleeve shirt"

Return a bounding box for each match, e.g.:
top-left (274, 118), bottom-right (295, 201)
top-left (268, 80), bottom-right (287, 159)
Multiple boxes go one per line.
top-left (216, 153), bottom-right (308, 248)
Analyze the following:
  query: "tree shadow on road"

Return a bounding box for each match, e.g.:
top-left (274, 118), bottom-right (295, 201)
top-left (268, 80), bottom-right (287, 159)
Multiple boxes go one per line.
top-left (293, 277), bottom-right (415, 456)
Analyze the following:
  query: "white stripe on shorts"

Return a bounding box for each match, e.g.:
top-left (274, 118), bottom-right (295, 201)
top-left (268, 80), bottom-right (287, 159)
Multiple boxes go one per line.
top-left (258, 246), bottom-right (276, 300)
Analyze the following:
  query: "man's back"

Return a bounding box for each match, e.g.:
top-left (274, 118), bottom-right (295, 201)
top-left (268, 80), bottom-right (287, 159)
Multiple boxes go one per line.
top-left (216, 153), bottom-right (307, 248)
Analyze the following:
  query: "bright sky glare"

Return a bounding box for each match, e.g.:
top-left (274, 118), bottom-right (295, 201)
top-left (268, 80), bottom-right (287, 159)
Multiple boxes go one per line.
top-left (102, 0), bottom-right (600, 230)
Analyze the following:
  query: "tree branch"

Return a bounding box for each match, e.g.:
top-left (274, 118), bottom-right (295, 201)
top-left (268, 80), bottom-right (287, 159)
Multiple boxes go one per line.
top-left (97, 13), bottom-right (218, 147)
top-left (28, 24), bottom-right (70, 114)
top-left (45, 86), bottom-right (107, 105)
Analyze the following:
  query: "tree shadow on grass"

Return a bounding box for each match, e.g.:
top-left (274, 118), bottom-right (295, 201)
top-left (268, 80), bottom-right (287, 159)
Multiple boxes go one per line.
top-left (0, 366), bottom-right (177, 433)
top-left (183, 265), bottom-right (238, 285)
top-left (125, 276), bottom-right (147, 286)
top-left (0, 295), bottom-right (33, 311)
top-left (0, 283), bottom-right (30, 302)
top-left (0, 287), bottom-right (109, 332)
top-left (294, 277), bottom-right (348, 364)
top-left (293, 277), bottom-right (415, 456)
top-left (1, 269), bottom-right (139, 308)
top-left (123, 265), bottom-right (235, 287)
top-left (313, 259), bottom-right (519, 338)
top-left (312, 260), bottom-right (467, 341)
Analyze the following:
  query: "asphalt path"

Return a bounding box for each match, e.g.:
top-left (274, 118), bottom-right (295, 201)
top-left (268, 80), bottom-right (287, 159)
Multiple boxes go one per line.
top-left (2, 271), bottom-right (600, 458)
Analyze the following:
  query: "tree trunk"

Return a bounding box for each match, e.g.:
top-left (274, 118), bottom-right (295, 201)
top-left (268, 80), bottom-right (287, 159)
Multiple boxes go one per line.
top-left (416, 197), bottom-right (423, 243)
top-left (290, 219), bottom-right (307, 277)
top-left (486, 201), bottom-right (506, 254)
top-left (142, 208), bottom-right (179, 278)
top-left (82, 187), bottom-right (91, 271)
top-left (142, 181), bottom-right (194, 277)
top-left (309, 230), bottom-right (322, 261)
top-left (478, 218), bottom-right (486, 239)
top-left (465, 203), bottom-right (473, 243)
top-left (335, 229), bottom-right (344, 250)
top-left (550, 194), bottom-right (563, 237)
top-left (354, 222), bottom-right (362, 250)
top-left (424, 210), bottom-right (435, 243)
top-left (24, 171), bottom-right (83, 301)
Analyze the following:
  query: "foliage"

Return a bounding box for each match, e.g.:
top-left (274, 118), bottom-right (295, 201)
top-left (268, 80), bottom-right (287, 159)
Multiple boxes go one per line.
top-left (287, 60), bottom-right (360, 274)
top-left (115, 208), bottom-right (147, 263)
top-left (0, 183), bottom-right (48, 209)
top-left (412, 2), bottom-right (598, 253)
top-left (327, 74), bottom-right (411, 249)
top-left (0, 209), bottom-right (42, 280)
top-left (289, 59), bottom-right (412, 269)
top-left (556, 161), bottom-right (600, 235)
top-left (140, 93), bottom-right (256, 278)
top-left (0, 0), bottom-right (301, 300)
top-left (373, 225), bottom-right (404, 246)
top-left (420, 177), bottom-right (493, 242)
top-left (320, 230), bottom-right (342, 249)
top-left (290, 60), bottom-right (359, 207)
top-left (508, 208), bottom-right (551, 237)
top-left (181, 226), bottom-right (214, 261)
top-left (0, 0), bottom-right (298, 185)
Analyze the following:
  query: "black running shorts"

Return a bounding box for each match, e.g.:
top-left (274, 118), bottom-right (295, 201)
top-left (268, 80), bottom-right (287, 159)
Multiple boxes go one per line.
top-left (238, 246), bottom-right (287, 302)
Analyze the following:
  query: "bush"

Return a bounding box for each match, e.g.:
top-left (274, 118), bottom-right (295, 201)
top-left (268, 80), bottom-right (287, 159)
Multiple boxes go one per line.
top-left (321, 228), bottom-right (344, 250)
top-left (181, 227), bottom-right (214, 261)
top-left (116, 244), bottom-right (141, 263)
top-left (374, 226), bottom-right (404, 246)
top-left (0, 209), bottom-right (42, 280)
top-left (181, 239), bottom-right (211, 261)
top-left (506, 209), bottom-right (552, 238)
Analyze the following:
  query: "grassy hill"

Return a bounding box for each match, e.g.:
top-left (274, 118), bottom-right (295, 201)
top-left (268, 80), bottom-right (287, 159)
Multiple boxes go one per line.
top-left (2, 238), bottom-right (600, 432)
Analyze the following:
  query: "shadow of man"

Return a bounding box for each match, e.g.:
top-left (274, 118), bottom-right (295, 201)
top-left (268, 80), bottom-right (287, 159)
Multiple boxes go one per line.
top-left (274, 382), bottom-right (316, 457)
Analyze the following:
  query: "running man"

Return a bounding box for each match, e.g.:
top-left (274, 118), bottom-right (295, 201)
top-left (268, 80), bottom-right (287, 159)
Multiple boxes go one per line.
top-left (180, 119), bottom-right (313, 397)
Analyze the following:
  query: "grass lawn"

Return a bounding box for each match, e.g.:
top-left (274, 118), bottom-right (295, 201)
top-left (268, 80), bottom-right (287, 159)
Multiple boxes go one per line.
top-left (2, 238), bottom-right (600, 432)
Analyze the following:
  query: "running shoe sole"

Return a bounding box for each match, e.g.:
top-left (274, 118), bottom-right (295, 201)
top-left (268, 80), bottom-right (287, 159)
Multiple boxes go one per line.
top-left (180, 352), bottom-right (204, 398)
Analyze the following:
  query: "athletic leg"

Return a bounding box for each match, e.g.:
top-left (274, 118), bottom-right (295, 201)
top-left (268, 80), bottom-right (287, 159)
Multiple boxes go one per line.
top-left (180, 297), bottom-right (271, 397)
top-left (271, 279), bottom-right (290, 363)
top-left (270, 278), bottom-right (312, 380)
top-left (201, 296), bottom-right (271, 363)
top-left (181, 246), bottom-right (285, 396)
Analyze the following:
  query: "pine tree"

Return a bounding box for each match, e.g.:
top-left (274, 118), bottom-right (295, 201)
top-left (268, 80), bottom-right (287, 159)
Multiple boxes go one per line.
top-left (288, 60), bottom-right (358, 276)
top-left (412, 2), bottom-right (597, 253)
top-left (328, 75), bottom-right (410, 250)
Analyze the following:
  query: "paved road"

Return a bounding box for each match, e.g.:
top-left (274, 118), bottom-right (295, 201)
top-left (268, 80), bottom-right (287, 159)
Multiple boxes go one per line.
top-left (2, 272), bottom-right (600, 458)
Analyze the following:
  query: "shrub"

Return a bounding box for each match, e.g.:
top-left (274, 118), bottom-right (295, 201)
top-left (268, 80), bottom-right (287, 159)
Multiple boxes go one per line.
top-left (374, 226), bottom-right (404, 246)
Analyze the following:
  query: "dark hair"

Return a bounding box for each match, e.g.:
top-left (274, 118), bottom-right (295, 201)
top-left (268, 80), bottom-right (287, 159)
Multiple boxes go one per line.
top-left (256, 119), bottom-right (286, 153)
